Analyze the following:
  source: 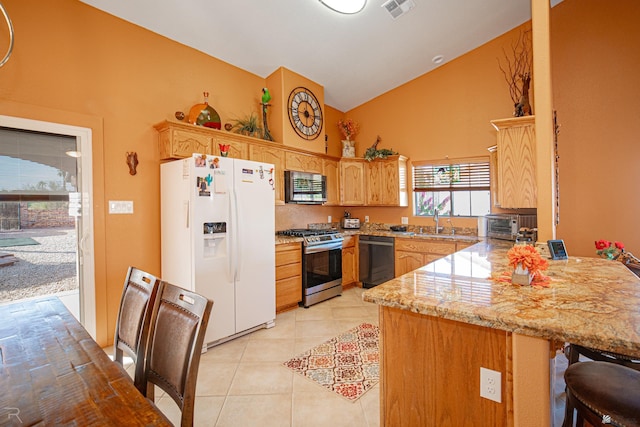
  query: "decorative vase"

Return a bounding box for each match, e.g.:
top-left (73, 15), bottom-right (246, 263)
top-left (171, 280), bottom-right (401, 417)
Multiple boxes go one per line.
top-left (342, 139), bottom-right (355, 158)
top-left (188, 92), bottom-right (222, 129)
top-left (511, 263), bottom-right (534, 286)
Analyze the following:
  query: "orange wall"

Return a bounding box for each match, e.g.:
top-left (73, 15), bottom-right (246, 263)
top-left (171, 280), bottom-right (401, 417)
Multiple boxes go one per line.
top-left (1, 0), bottom-right (638, 345)
top-left (344, 0), bottom-right (640, 256)
top-left (0, 0), bottom-right (271, 346)
top-left (551, 0), bottom-right (640, 257)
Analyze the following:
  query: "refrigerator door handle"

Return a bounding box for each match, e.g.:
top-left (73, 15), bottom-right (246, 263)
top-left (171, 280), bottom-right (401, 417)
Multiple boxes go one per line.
top-left (184, 200), bottom-right (189, 228)
top-left (233, 187), bottom-right (241, 281)
top-left (226, 190), bottom-right (235, 282)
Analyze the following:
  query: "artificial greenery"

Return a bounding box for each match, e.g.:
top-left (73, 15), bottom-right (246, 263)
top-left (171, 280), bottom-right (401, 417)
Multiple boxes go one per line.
top-left (232, 113), bottom-right (262, 138)
top-left (364, 147), bottom-right (397, 162)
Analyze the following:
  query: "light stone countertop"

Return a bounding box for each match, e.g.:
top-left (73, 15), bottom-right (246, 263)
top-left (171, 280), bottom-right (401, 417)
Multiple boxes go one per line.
top-left (362, 240), bottom-right (640, 356)
top-left (275, 229), bottom-right (481, 245)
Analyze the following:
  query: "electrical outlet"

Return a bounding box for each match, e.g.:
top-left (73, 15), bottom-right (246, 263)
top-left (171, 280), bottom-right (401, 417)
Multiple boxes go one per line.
top-left (364, 216), bottom-right (369, 223)
top-left (401, 216), bottom-right (408, 225)
top-left (328, 215), bottom-right (332, 223)
top-left (480, 367), bottom-right (502, 403)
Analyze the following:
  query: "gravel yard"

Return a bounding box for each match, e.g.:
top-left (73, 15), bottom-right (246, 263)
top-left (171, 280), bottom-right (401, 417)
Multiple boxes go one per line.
top-left (0, 228), bottom-right (77, 303)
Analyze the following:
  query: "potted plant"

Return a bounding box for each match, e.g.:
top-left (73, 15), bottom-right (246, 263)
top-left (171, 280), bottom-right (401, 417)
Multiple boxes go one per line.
top-left (363, 136), bottom-right (397, 162)
top-left (231, 113), bottom-right (263, 138)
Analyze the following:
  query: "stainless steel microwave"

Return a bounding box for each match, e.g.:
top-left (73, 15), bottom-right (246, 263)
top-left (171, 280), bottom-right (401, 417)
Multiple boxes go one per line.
top-left (486, 213), bottom-right (537, 241)
top-left (284, 170), bottom-right (327, 204)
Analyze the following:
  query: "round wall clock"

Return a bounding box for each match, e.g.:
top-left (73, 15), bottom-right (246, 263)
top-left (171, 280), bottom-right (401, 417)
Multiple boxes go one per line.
top-left (287, 86), bottom-right (323, 140)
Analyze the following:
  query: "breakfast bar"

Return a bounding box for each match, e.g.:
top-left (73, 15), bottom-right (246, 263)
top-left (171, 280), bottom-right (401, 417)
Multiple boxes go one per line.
top-left (363, 240), bottom-right (640, 426)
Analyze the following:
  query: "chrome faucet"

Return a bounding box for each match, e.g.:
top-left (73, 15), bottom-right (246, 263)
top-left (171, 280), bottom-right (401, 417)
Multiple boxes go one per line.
top-left (433, 209), bottom-right (443, 234)
top-left (447, 218), bottom-right (455, 235)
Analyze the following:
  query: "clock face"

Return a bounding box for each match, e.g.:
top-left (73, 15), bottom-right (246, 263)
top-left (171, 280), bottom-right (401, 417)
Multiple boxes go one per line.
top-left (287, 87), bottom-right (323, 140)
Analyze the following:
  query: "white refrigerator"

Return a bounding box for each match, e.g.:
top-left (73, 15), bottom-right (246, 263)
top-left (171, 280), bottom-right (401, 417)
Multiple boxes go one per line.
top-left (161, 154), bottom-right (276, 347)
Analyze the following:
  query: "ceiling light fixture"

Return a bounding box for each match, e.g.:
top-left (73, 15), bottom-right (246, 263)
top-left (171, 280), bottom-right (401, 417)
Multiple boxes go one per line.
top-left (319, 0), bottom-right (367, 14)
top-left (65, 151), bottom-right (81, 158)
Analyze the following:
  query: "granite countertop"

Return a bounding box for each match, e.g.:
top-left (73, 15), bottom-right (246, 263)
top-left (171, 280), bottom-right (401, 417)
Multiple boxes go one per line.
top-left (275, 228), bottom-right (481, 245)
top-left (362, 240), bottom-right (640, 356)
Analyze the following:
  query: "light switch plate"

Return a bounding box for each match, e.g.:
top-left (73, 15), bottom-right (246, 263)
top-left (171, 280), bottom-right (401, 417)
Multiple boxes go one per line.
top-left (109, 200), bottom-right (134, 214)
top-left (401, 217), bottom-right (408, 224)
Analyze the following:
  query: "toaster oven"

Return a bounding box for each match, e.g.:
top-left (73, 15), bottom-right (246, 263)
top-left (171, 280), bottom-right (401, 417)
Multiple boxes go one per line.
top-left (485, 214), bottom-right (537, 241)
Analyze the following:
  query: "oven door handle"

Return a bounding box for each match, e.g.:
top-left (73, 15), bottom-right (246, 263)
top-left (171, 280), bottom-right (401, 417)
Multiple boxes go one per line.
top-left (305, 241), bottom-right (343, 254)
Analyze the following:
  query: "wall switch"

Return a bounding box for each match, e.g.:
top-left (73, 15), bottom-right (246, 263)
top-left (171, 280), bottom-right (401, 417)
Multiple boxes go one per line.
top-left (108, 200), bottom-right (134, 214)
top-left (401, 217), bottom-right (408, 225)
top-left (480, 367), bottom-right (502, 403)
top-left (328, 215), bottom-right (332, 223)
top-left (364, 215), bottom-right (369, 223)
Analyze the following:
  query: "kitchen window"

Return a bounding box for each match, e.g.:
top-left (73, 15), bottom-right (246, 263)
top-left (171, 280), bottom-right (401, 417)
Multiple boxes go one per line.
top-left (413, 157), bottom-right (490, 217)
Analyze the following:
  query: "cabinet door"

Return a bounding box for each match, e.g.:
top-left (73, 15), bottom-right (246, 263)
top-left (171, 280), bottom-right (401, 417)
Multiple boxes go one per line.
top-left (285, 152), bottom-right (323, 173)
top-left (365, 161), bottom-right (384, 205)
top-left (342, 246), bottom-right (358, 287)
top-left (382, 159), bottom-right (400, 205)
top-left (250, 145), bottom-right (285, 204)
top-left (492, 116), bottom-right (537, 208)
top-left (214, 136), bottom-right (249, 160)
top-left (488, 146), bottom-right (500, 207)
top-left (340, 159), bottom-right (366, 205)
top-left (395, 250), bottom-right (425, 277)
top-left (323, 159), bottom-right (340, 206)
top-left (158, 128), bottom-right (214, 159)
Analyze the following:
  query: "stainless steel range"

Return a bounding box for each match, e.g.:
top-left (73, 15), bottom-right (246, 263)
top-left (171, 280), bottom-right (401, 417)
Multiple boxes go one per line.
top-left (278, 229), bottom-right (343, 308)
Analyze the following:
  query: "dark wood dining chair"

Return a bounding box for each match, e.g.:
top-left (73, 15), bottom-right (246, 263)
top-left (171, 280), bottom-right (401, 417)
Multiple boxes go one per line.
top-left (142, 281), bottom-right (213, 427)
top-left (563, 361), bottom-right (640, 427)
top-left (113, 266), bottom-right (162, 394)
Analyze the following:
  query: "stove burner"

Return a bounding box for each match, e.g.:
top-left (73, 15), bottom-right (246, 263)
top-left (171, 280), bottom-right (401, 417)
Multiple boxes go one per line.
top-left (278, 229), bottom-right (336, 237)
top-left (278, 229), bottom-right (343, 248)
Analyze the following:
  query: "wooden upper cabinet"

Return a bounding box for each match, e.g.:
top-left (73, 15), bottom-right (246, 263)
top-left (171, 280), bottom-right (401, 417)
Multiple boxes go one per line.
top-left (155, 122), bottom-right (214, 159)
top-left (285, 152), bottom-right (323, 173)
top-left (323, 159), bottom-right (340, 206)
top-left (487, 145), bottom-right (500, 207)
top-left (365, 155), bottom-right (408, 207)
top-left (491, 116), bottom-right (537, 209)
top-left (213, 134), bottom-right (248, 160)
top-left (250, 144), bottom-right (285, 205)
top-left (340, 159), bottom-right (366, 206)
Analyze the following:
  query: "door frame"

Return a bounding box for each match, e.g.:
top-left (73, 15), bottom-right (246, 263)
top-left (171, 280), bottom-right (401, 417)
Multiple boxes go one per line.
top-left (0, 115), bottom-right (96, 338)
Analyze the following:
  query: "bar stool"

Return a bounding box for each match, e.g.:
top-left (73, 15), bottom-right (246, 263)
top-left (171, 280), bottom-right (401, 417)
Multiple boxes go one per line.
top-left (563, 361), bottom-right (640, 427)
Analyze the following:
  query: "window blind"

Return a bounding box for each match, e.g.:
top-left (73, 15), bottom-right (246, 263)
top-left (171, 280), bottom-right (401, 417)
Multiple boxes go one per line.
top-left (413, 161), bottom-right (490, 192)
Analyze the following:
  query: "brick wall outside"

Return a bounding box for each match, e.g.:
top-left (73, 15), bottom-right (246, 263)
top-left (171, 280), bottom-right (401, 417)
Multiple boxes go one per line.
top-left (0, 201), bottom-right (74, 230)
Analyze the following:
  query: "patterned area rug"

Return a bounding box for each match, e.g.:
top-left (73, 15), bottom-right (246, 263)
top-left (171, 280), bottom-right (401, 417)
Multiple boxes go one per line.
top-left (283, 322), bottom-right (379, 401)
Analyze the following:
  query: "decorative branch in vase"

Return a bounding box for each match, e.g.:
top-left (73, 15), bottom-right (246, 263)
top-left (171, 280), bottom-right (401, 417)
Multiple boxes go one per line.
top-left (497, 28), bottom-right (533, 117)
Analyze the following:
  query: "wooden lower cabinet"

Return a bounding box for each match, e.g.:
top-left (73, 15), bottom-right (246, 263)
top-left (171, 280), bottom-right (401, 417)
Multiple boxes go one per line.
top-left (380, 306), bottom-right (508, 426)
top-left (341, 235), bottom-right (358, 288)
top-left (394, 238), bottom-right (456, 277)
top-left (394, 238), bottom-right (478, 276)
top-left (275, 242), bottom-right (302, 313)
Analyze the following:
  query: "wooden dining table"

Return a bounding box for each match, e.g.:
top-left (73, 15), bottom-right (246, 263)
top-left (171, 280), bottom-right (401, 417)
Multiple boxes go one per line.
top-left (0, 296), bottom-right (172, 426)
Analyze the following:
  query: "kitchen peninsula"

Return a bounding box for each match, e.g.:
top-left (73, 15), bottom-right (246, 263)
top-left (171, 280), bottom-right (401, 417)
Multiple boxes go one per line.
top-left (363, 240), bottom-right (640, 426)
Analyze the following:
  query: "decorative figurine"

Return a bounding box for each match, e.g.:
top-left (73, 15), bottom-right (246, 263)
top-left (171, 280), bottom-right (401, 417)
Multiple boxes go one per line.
top-left (261, 87), bottom-right (273, 141)
top-left (126, 152), bottom-right (138, 175)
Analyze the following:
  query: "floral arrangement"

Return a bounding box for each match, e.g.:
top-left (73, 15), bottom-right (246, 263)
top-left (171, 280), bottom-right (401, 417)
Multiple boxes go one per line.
top-left (337, 118), bottom-right (360, 141)
top-left (595, 240), bottom-right (625, 260)
top-left (507, 245), bottom-right (549, 277)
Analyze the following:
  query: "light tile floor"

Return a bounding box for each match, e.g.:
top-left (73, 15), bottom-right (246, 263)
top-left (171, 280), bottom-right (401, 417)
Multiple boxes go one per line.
top-left (111, 286), bottom-right (569, 426)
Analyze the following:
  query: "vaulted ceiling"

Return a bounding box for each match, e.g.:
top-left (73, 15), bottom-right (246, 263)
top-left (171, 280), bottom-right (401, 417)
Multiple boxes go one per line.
top-left (79, 0), bottom-right (561, 112)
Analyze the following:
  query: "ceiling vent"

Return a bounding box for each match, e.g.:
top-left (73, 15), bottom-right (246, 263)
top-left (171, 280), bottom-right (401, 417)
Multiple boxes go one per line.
top-left (381, 0), bottom-right (416, 19)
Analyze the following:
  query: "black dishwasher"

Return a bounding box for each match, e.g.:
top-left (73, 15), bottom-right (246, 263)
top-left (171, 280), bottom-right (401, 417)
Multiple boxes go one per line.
top-left (359, 235), bottom-right (395, 289)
